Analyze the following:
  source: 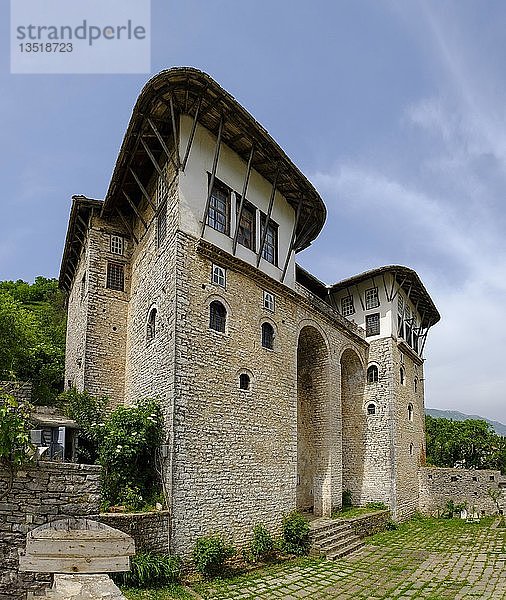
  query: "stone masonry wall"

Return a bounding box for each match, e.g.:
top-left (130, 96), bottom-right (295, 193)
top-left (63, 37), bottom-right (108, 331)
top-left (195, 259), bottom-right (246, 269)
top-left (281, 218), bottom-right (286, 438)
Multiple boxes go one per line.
top-left (361, 339), bottom-right (395, 507)
top-left (393, 343), bottom-right (426, 520)
top-left (0, 462), bottom-right (101, 600)
top-left (342, 509), bottom-right (391, 538)
top-left (169, 233), bottom-right (368, 555)
top-left (0, 381), bottom-right (32, 403)
top-left (100, 511), bottom-right (170, 554)
top-left (418, 467), bottom-right (502, 516)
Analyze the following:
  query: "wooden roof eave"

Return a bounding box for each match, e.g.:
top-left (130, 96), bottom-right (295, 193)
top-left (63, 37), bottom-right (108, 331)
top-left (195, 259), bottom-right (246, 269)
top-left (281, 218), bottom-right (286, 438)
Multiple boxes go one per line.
top-left (100, 67), bottom-right (326, 253)
top-left (58, 196), bottom-right (103, 293)
top-left (329, 265), bottom-right (440, 328)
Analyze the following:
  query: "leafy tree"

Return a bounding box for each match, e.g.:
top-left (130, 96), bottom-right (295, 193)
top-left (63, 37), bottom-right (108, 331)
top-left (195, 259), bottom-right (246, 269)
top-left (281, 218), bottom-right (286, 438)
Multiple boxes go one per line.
top-left (0, 392), bottom-right (34, 500)
top-left (426, 415), bottom-right (506, 473)
top-left (0, 278), bottom-right (66, 404)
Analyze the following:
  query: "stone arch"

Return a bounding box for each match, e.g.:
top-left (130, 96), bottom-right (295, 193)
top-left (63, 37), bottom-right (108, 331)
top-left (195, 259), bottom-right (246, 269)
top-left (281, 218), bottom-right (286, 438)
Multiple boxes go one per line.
top-left (341, 347), bottom-right (366, 506)
top-left (296, 325), bottom-right (331, 516)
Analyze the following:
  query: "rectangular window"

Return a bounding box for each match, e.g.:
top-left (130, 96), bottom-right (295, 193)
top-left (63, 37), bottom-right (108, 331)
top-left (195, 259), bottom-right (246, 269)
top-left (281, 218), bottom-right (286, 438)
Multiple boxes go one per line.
top-left (365, 287), bottom-right (379, 309)
top-left (157, 201), bottom-right (167, 246)
top-left (236, 200), bottom-right (256, 251)
top-left (157, 173), bottom-right (168, 207)
top-left (263, 291), bottom-right (275, 311)
top-left (341, 296), bottom-right (355, 317)
top-left (110, 235), bottom-right (124, 255)
top-left (366, 313), bottom-right (380, 336)
top-left (260, 215), bottom-right (278, 265)
top-left (211, 264), bottom-right (226, 288)
top-left (207, 180), bottom-right (230, 234)
top-left (106, 262), bottom-right (124, 291)
top-left (80, 273), bottom-right (86, 301)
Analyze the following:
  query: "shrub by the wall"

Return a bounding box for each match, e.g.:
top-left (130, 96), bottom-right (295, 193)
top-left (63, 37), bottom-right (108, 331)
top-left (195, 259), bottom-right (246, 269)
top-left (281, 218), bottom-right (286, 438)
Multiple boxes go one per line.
top-left (248, 523), bottom-right (275, 562)
top-left (281, 512), bottom-right (310, 556)
top-left (192, 535), bottom-right (235, 577)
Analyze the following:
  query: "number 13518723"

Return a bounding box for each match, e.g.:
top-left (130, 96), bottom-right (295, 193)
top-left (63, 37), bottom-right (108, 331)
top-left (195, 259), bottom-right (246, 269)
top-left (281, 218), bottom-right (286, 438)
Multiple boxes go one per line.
top-left (19, 43), bottom-right (73, 52)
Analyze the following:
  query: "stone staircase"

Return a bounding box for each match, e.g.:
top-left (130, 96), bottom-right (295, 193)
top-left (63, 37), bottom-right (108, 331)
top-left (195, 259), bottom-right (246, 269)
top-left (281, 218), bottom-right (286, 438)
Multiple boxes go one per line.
top-left (309, 518), bottom-right (364, 560)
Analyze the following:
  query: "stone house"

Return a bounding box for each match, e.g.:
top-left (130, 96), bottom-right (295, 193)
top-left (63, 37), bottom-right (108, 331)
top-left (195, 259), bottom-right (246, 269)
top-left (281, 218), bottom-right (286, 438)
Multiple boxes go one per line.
top-left (59, 67), bottom-right (440, 553)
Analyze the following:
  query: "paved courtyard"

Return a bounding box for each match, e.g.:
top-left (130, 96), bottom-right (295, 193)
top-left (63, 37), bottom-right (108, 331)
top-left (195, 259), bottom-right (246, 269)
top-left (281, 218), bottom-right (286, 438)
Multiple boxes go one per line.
top-left (197, 517), bottom-right (506, 599)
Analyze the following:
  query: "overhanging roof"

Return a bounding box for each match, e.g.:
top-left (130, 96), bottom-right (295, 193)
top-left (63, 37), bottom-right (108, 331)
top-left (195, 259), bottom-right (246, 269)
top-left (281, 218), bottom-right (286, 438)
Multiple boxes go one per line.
top-left (329, 265), bottom-right (440, 328)
top-left (101, 67), bottom-right (327, 252)
top-left (59, 195), bottom-right (103, 292)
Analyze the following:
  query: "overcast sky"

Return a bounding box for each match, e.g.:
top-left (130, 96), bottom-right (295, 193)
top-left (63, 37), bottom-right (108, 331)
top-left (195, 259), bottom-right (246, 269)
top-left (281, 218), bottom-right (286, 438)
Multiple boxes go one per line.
top-left (1, 1), bottom-right (505, 422)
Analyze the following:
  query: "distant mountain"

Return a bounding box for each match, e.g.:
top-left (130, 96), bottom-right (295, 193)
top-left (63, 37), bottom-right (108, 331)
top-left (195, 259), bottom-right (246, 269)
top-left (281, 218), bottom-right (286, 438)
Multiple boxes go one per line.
top-left (425, 408), bottom-right (506, 437)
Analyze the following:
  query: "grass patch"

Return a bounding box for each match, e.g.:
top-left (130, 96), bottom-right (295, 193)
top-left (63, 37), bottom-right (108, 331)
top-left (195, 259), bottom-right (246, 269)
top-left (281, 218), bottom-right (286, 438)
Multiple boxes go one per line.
top-left (122, 584), bottom-right (194, 600)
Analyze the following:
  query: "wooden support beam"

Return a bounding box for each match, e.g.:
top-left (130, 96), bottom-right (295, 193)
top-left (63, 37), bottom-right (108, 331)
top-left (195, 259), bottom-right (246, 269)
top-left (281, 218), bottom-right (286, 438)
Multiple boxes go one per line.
top-left (281, 198), bottom-right (303, 283)
top-left (201, 115), bottom-right (224, 237)
top-left (382, 273), bottom-right (390, 301)
top-left (168, 94), bottom-right (181, 169)
top-left (355, 284), bottom-right (365, 311)
top-left (140, 137), bottom-right (173, 190)
top-left (129, 168), bottom-right (156, 212)
top-left (232, 145), bottom-right (255, 255)
top-left (257, 164), bottom-right (280, 267)
top-left (390, 275), bottom-right (407, 303)
top-left (115, 207), bottom-right (139, 245)
top-left (122, 190), bottom-right (148, 230)
top-left (147, 117), bottom-right (178, 172)
top-left (181, 95), bottom-right (203, 171)
top-left (76, 213), bottom-right (89, 232)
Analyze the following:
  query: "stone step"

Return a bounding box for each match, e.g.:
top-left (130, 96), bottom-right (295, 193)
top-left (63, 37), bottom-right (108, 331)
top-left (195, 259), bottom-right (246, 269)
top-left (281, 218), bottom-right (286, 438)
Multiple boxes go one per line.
top-left (309, 518), bottom-right (364, 561)
top-left (327, 538), bottom-right (364, 560)
top-left (312, 528), bottom-right (354, 550)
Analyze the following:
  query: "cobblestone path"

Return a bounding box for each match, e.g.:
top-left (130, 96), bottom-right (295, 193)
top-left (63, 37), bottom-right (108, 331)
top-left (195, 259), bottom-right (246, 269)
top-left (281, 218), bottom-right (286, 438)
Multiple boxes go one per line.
top-left (198, 517), bottom-right (506, 599)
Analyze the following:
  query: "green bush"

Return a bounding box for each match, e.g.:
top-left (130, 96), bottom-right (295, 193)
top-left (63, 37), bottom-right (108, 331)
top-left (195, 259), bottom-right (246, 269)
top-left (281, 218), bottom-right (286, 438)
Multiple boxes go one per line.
top-left (281, 512), bottom-right (310, 556)
top-left (248, 523), bottom-right (275, 562)
top-left (342, 489), bottom-right (352, 508)
top-left (385, 520), bottom-right (398, 530)
top-left (113, 552), bottom-right (182, 588)
top-left (192, 535), bottom-right (235, 577)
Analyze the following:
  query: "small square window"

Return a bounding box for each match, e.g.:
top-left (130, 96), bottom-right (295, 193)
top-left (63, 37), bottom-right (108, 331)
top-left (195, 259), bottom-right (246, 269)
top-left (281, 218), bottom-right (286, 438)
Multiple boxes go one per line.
top-left (365, 287), bottom-right (379, 309)
top-left (365, 313), bottom-right (380, 336)
top-left (472, 476), bottom-right (478, 482)
top-left (341, 296), bottom-right (355, 317)
top-left (212, 264), bottom-right (226, 288)
top-left (428, 474), bottom-right (433, 480)
top-left (263, 291), bottom-right (275, 311)
top-left (490, 475), bottom-right (495, 481)
top-left (110, 235), bottom-right (124, 255)
top-left (106, 263), bottom-right (124, 291)
top-left (451, 476), bottom-right (457, 482)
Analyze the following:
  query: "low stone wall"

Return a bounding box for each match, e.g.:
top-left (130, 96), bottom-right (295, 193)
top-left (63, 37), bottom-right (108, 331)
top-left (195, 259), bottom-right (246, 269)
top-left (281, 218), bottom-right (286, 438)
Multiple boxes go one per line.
top-left (100, 510), bottom-right (170, 553)
top-left (418, 467), bottom-right (502, 516)
top-left (0, 380), bottom-right (32, 403)
top-left (336, 510), bottom-right (391, 538)
top-left (0, 461), bottom-right (101, 600)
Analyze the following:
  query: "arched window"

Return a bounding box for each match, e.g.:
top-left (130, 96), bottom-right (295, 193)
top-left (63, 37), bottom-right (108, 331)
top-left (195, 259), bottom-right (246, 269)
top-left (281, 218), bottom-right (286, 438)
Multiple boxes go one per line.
top-left (409, 442), bottom-right (414, 456)
top-left (400, 366), bottom-right (405, 385)
top-left (367, 365), bottom-right (379, 383)
top-left (239, 373), bottom-right (250, 390)
top-left (414, 377), bottom-right (418, 393)
top-left (408, 403), bottom-right (414, 422)
top-left (147, 307), bottom-right (157, 342)
top-left (367, 403), bottom-right (376, 415)
top-left (209, 300), bottom-right (226, 333)
top-left (261, 322), bottom-right (274, 349)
